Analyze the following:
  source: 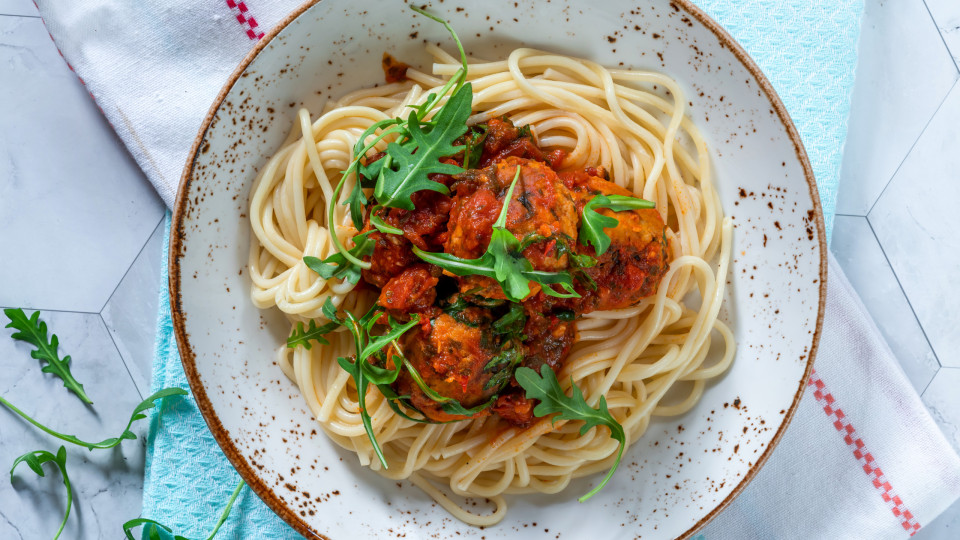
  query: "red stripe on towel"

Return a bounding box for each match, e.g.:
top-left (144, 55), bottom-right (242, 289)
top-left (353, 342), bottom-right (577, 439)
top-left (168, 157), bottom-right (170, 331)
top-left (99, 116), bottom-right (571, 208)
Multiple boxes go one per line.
top-left (808, 369), bottom-right (921, 535)
top-left (225, 0), bottom-right (264, 40)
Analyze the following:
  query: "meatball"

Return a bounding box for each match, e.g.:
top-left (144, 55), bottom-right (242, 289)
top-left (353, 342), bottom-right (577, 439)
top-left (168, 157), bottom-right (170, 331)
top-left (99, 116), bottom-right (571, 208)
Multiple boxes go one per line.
top-left (561, 170), bottom-right (671, 311)
top-left (444, 157), bottom-right (580, 300)
top-left (395, 310), bottom-right (519, 423)
top-left (378, 264), bottom-right (439, 314)
top-left (361, 229), bottom-right (418, 289)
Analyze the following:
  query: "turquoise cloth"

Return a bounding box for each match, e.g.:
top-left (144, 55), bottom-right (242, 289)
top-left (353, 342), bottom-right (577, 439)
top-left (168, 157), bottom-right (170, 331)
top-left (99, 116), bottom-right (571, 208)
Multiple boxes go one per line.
top-left (142, 1), bottom-right (862, 536)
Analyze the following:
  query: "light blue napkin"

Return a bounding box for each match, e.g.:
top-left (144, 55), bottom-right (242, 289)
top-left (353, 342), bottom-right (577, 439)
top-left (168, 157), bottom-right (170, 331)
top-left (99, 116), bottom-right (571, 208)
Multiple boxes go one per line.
top-left (142, 1), bottom-right (862, 536)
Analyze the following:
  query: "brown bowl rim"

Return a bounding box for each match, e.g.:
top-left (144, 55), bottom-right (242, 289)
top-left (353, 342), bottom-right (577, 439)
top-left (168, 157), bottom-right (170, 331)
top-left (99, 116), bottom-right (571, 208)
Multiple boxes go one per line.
top-left (169, 1), bottom-right (827, 538)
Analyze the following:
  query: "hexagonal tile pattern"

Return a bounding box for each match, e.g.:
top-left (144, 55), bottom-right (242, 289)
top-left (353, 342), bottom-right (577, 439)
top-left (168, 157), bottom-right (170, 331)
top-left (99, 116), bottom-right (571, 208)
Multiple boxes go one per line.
top-left (101, 217), bottom-right (166, 398)
top-left (835, 0), bottom-right (958, 215)
top-left (927, 0), bottom-right (960, 70)
top-left (830, 215), bottom-right (940, 392)
top-left (870, 81), bottom-right (960, 368)
top-left (0, 16), bottom-right (164, 313)
top-left (0, 310), bottom-right (148, 539)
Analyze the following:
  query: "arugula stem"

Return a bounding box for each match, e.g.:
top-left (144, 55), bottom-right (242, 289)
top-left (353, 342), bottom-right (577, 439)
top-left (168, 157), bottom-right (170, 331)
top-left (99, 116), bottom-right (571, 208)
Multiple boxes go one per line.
top-left (411, 6), bottom-right (469, 93)
top-left (341, 122), bottom-right (406, 182)
top-left (0, 389), bottom-right (186, 451)
top-left (327, 174), bottom-right (372, 270)
top-left (577, 441), bottom-right (624, 502)
top-left (0, 395), bottom-right (91, 449)
top-left (205, 480), bottom-right (246, 540)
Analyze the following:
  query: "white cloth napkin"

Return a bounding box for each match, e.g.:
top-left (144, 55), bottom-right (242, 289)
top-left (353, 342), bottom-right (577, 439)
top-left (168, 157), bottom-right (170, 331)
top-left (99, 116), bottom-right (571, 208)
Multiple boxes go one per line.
top-left (34, 0), bottom-right (960, 538)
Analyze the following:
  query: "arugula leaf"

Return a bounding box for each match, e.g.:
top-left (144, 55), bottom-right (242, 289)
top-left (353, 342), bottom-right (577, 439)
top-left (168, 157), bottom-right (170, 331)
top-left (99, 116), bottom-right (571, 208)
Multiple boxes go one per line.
top-left (373, 82), bottom-right (472, 210)
top-left (369, 206), bottom-right (403, 235)
top-left (325, 5), bottom-right (470, 270)
top-left (579, 194), bottom-right (655, 256)
top-left (303, 231), bottom-right (375, 285)
top-left (4, 308), bottom-right (92, 404)
top-left (322, 298), bottom-right (422, 468)
top-left (287, 319), bottom-right (339, 350)
top-left (441, 396), bottom-right (497, 416)
top-left (11, 446), bottom-right (72, 539)
top-left (122, 518), bottom-right (179, 540)
top-left (514, 366), bottom-right (626, 502)
top-left (0, 388), bottom-right (187, 451)
top-left (123, 480), bottom-right (246, 540)
top-left (412, 167), bottom-right (579, 302)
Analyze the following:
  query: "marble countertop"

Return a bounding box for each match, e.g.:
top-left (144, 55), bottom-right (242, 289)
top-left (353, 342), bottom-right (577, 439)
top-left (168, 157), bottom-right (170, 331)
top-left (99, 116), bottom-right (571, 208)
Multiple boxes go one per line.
top-left (1, 0), bottom-right (959, 538)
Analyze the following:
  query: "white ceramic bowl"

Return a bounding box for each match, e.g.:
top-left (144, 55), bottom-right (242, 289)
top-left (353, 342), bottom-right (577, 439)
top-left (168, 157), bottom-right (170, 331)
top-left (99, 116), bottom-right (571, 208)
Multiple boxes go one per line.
top-left (170, 1), bottom-right (826, 538)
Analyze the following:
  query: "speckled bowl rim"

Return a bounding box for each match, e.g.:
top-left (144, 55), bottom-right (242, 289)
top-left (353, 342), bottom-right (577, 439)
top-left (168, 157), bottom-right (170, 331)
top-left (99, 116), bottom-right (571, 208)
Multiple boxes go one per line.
top-left (169, 1), bottom-right (827, 537)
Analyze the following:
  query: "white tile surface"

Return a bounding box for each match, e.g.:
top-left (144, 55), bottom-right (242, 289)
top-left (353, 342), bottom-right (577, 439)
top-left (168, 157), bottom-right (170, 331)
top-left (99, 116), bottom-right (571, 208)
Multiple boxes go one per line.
top-left (830, 215), bottom-right (940, 392)
top-left (870, 81), bottom-right (960, 368)
top-left (919, 368), bottom-right (960, 539)
top-left (0, 310), bottom-right (148, 539)
top-left (0, 16), bottom-right (164, 313)
top-left (101, 218), bottom-right (165, 398)
top-left (923, 368), bottom-right (960, 455)
top-left (916, 497), bottom-right (960, 540)
top-left (0, 0), bottom-right (37, 17)
top-left (835, 0), bottom-right (958, 215)
top-left (927, 0), bottom-right (960, 69)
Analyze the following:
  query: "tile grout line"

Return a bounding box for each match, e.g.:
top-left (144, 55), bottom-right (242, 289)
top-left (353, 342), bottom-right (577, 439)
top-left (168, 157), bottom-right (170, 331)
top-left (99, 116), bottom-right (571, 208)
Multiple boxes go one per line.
top-left (864, 217), bottom-right (944, 370)
top-left (922, 0), bottom-right (960, 73)
top-left (97, 214), bottom-right (166, 313)
top-left (0, 305), bottom-right (99, 315)
top-left (98, 312), bottom-right (145, 401)
top-left (865, 78), bottom-right (959, 217)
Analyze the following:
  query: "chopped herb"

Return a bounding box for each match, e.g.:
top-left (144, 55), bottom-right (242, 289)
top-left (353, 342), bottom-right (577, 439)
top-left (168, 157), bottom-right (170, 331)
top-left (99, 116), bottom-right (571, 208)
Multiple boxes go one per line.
top-left (462, 125), bottom-right (488, 169)
top-left (491, 302), bottom-right (526, 340)
top-left (482, 342), bottom-right (524, 391)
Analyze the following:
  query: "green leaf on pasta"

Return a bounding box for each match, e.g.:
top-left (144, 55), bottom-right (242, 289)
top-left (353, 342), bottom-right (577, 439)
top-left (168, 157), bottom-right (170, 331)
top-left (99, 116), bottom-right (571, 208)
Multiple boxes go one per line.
top-left (514, 366), bottom-right (626, 502)
top-left (579, 194), bottom-right (655, 255)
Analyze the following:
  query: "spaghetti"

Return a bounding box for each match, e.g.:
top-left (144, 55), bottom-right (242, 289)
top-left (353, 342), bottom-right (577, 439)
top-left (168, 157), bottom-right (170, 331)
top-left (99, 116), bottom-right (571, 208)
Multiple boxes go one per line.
top-left (248, 45), bottom-right (734, 526)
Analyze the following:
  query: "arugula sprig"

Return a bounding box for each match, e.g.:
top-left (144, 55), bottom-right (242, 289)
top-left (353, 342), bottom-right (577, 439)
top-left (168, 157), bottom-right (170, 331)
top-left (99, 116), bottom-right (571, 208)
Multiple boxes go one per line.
top-left (11, 446), bottom-right (72, 539)
top-left (579, 194), bottom-right (656, 256)
top-left (0, 388), bottom-right (188, 451)
top-left (413, 167), bottom-right (580, 302)
top-left (323, 5), bottom-right (472, 273)
top-left (123, 480), bottom-right (246, 540)
top-left (287, 318), bottom-right (340, 349)
top-left (319, 299), bottom-right (420, 468)
top-left (514, 366), bottom-right (626, 502)
top-left (303, 230), bottom-right (375, 285)
top-left (4, 308), bottom-right (92, 404)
